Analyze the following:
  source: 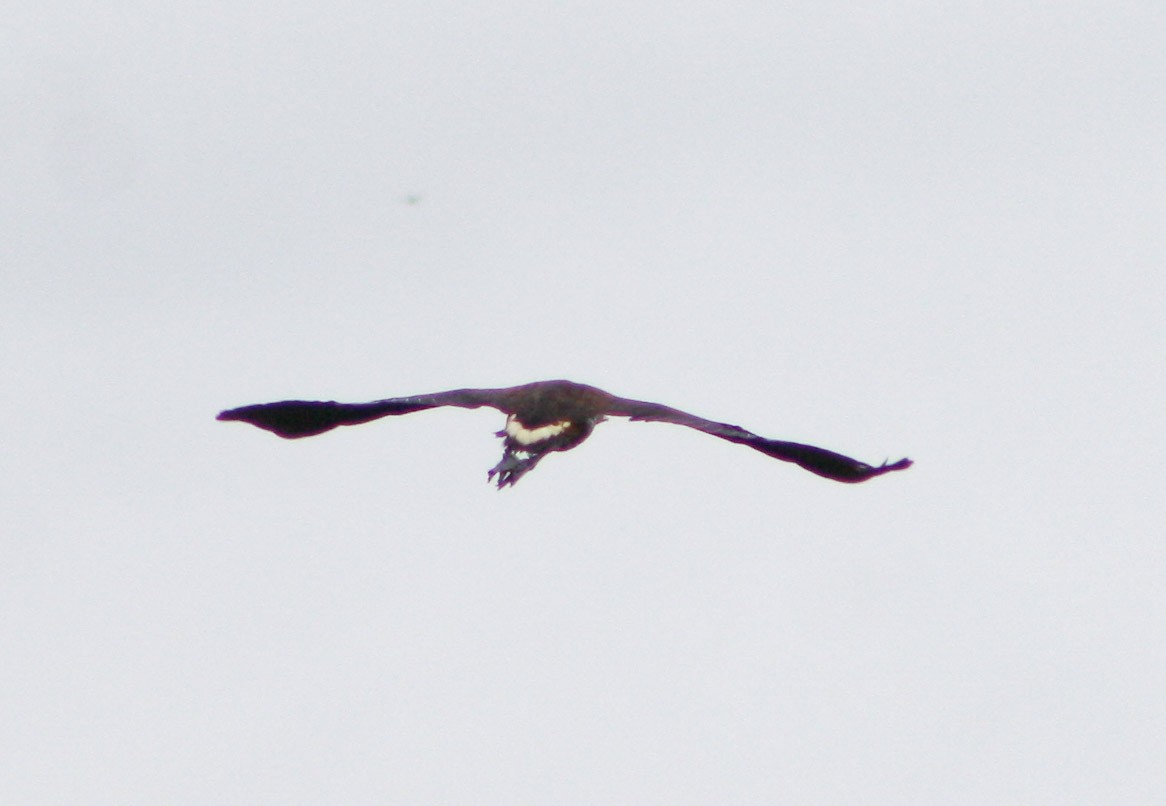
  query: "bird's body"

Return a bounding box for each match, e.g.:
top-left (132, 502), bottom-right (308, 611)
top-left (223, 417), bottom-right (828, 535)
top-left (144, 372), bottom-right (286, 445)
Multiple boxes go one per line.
top-left (217, 379), bottom-right (912, 488)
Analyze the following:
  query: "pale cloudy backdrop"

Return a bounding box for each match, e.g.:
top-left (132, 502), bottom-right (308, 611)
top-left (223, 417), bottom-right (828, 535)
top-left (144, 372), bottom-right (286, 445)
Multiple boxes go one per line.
top-left (3, 2), bottom-right (1164, 803)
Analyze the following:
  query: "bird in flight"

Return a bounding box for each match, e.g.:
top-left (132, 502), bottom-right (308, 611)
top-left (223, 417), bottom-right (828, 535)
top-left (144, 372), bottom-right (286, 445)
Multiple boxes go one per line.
top-left (218, 379), bottom-right (912, 488)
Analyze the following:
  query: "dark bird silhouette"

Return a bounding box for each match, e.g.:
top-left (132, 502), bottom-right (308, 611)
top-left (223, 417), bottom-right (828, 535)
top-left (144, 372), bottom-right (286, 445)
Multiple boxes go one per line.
top-left (217, 379), bottom-right (912, 488)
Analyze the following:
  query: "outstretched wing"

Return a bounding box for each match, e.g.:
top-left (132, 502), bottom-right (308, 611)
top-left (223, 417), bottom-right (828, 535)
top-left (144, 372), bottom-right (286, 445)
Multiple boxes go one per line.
top-left (217, 388), bottom-right (504, 439)
top-left (605, 396), bottom-right (912, 483)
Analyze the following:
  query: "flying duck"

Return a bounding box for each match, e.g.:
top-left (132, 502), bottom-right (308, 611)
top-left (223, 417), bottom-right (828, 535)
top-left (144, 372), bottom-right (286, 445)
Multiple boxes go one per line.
top-left (218, 379), bottom-right (912, 488)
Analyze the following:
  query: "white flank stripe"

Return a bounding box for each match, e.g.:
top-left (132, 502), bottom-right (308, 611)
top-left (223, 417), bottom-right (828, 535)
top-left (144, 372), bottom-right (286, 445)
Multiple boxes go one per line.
top-left (505, 415), bottom-right (572, 445)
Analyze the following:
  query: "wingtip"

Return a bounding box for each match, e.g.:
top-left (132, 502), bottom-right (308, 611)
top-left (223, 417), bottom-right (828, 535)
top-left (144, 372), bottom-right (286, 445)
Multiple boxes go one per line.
top-left (886, 457), bottom-right (913, 472)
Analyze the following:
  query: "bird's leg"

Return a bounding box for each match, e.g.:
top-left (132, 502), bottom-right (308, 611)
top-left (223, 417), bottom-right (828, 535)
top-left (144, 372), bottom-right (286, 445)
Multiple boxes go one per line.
top-left (487, 446), bottom-right (546, 489)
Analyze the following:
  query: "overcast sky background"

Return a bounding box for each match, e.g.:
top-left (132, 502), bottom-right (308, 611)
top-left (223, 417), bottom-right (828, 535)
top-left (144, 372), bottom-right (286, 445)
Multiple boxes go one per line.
top-left (3, 2), bottom-right (1164, 803)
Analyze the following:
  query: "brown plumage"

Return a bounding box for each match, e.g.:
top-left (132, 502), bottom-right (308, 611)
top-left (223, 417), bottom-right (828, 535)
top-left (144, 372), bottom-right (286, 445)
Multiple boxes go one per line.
top-left (217, 379), bottom-right (912, 488)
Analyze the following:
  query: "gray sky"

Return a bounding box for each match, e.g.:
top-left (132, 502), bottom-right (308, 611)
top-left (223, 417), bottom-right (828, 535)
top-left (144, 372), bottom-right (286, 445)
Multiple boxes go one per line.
top-left (3, 2), bottom-right (1164, 802)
